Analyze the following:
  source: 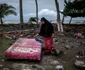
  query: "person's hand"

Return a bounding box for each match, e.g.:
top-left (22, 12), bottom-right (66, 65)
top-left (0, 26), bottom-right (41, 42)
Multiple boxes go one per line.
top-left (35, 33), bottom-right (39, 37)
top-left (51, 33), bottom-right (54, 38)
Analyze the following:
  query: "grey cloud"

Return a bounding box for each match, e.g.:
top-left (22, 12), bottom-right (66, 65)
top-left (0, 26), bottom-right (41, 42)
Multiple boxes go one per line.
top-left (0, 0), bottom-right (75, 21)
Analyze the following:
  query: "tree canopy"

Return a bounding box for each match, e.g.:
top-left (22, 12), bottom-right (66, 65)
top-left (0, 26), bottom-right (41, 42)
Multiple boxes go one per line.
top-left (28, 17), bottom-right (37, 23)
top-left (0, 3), bottom-right (17, 24)
top-left (61, 0), bottom-right (85, 17)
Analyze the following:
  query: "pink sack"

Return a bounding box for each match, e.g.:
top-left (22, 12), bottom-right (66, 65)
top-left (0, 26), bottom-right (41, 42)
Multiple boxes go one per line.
top-left (5, 38), bottom-right (42, 60)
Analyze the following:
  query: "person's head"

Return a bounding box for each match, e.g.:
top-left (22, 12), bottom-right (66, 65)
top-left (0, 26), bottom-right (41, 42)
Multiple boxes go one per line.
top-left (41, 17), bottom-right (46, 24)
top-left (41, 17), bottom-right (50, 24)
top-left (41, 17), bottom-right (51, 25)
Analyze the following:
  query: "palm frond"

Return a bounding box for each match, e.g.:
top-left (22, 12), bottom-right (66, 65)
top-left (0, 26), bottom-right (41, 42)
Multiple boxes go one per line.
top-left (0, 3), bottom-right (17, 19)
top-left (6, 5), bottom-right (16, 10)
top-left (5, 10), bottom-right (17, 16)
top-left (62, 0), bottom-right (85, 17)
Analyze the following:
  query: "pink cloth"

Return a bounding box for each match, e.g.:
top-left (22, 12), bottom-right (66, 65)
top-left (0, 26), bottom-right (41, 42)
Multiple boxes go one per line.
top-left (44, 37), bottom-right (54, 53)
top-left (5, 38), bottom-right (42, 60)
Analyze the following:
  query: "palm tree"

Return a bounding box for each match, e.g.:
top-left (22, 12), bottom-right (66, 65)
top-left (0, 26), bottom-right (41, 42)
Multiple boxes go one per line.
top-left (62, 0), bottom-right (85, 24)
top-left (19, 0), bottom-right (24, 29)
top-left (35, 0), bottom-right (39, 28)
top-left (28, 17), bottom-right (36, 24)
top-left (0, 3), bottom-right (17, 25)
top-left (55, 0), bottom-right (63, 32)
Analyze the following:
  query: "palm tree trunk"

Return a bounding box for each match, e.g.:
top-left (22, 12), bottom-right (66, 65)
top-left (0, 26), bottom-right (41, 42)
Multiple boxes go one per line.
top-left (35, 0), bottom-right (39, 28)
top-left (69, 17), bottom-right (72, 24)
top-left (0, 18), bottom-right (3, 25)
top-left (62, 15), bottom-right (65, 25)
top-left (19, 0), bottom-right (24, 29)
top-left (55, 0), bottom-right (63, 32)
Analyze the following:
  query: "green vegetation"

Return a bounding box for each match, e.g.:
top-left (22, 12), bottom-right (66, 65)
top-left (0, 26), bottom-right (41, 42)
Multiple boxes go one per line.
top-left (62, 0), bottom-right (85, 17)
top-left (28, 17), bottom-right (37, 23)
top-left (0, 3), bottom-right (17, 24)
top-left (0, 38), bottom-right (14, 69)
top-left (0, 38), bottom-right (14, 56)
top-left (61, 0), bottom-right (85, 24)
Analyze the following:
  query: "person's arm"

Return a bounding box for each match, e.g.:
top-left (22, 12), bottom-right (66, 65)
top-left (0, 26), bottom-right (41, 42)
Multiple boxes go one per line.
top-left (35, 33), bottom-right (39, 37)
top-left (51, 24), bottom-right (54, 37)
top-left (52, 33), bottom-right (54, 37)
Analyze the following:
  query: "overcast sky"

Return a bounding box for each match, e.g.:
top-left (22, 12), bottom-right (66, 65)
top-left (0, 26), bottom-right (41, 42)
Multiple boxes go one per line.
top-left (0, 0), bottom-right (85, 23)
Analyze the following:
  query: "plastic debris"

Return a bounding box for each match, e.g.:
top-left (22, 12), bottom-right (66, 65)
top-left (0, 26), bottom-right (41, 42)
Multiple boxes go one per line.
top-left (74, 32), bottom-right (84, 38)
top-left (0, 64), bottom-right (3, 67)
top-left (34, 37), bottom-right (44, 43)
top-left (2, 59), bottom-right (4, 62)
top-left (3, 68), bottom-right (9, 70)
top-left (77, 50), bottom-right (85, 58)
top-left (56, 65), bottom-right (64, 70)
top-left (75, 60), bottom-right (85, 68)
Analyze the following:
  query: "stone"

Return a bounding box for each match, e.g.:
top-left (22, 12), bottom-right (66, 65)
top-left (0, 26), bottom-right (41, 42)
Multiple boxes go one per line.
top-left (32, 65), bottom-right (44, 70)
top-left (75, 60), bottom-right (85, 68)
top-left (76, 55), bottom-right (79, 58)
top-left (12, 63), bottom-right (32, 70)
top-left (27, 35), bottom-right (32, 38)
top-left (55, 41), bottom-right (59, 45)
top-left (23, 68), bottom-right (31, 70)
top-left (23, 69), bottom-right (31, 70)
top-left (56, 50), bottom-right (61, 55)
top-left (3, 68), bottom-right (9, 70)
top-left (2, 59), bottom-right (4, 62)
top-left (22, 65), bottom-right (31, 70)
top-left (56, 65), bottom-right (64, 70)
top-left (78, 50), bottom-right (85, 58)
top-left (55, 39), bottom-right (58, 42)
top-left (81, 42), bottom-right (85, 45)
top-left (51, 60), bottom-right (59, 65)
top-left (65, 45), bottom-right (71, 49)
top-left (0, 64), bottom-right (3, 67)
top-left (53, 38), bottom-right (56, 42)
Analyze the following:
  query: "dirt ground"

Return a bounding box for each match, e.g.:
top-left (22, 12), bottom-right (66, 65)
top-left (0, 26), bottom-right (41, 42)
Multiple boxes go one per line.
top-left (0, 25), bottom-right (85, 70)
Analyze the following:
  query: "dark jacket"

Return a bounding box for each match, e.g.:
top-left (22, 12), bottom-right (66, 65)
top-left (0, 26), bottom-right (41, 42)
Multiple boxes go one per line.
top-left (39, 18), bottom-right (54, 37)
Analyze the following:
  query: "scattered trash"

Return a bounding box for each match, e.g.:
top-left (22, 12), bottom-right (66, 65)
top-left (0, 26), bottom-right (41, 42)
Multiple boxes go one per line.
top-left (64, 45), bottom-right (71, 49)
top-left (51, 60), bottom-right (59, 65)
top-left (0, 64), bottom-right (3, 67)
top-left (51, 50), bottom-right (64, 56)
top-left (3, 32), bottom-right (12, 39)
top-left (23, 69), bottom-right (31, 70)
top-left (3, 68), bottom-right (9, 70)
top-left (74, 32), bottom-right (84, 38)
top-left (76, 55), bottom-right (80, 58)
top-left (34, 37), bottom-right (44, 43)
top-left (77, 50), bottom-right (85, 58)
top-left (22, 65), bottom-right (31, 70)
top-left (75, 60), bottom-right (85, 69)
top-left (2, 59), bottom-right (4, 62)
top-left (56, 50), bottom-right (64, 56)
top-left (56, 65), bottom-right (64, 70)
top-left (32, 65), bottom-right (44, 70)
top-left (27, 35), bottom-right (32, 38)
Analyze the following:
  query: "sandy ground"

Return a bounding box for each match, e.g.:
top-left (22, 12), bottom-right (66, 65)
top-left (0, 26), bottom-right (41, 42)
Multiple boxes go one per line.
top-left (0, 25), bottom-right (85, 70)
